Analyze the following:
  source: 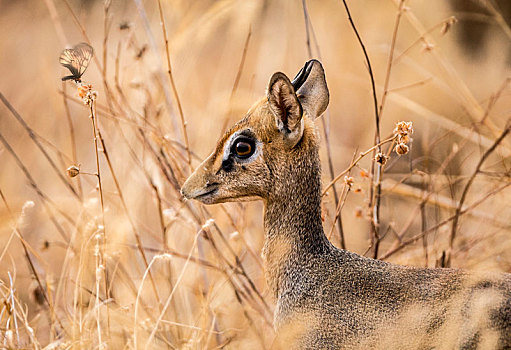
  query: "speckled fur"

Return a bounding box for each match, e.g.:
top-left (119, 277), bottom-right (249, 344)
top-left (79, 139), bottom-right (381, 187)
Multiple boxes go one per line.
top-left (181, 61), bottom-right (511, 349)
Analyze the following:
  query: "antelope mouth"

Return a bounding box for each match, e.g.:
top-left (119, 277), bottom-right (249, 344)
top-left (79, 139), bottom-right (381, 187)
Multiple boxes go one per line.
top-left (193, 184), bottom-right (219, 200)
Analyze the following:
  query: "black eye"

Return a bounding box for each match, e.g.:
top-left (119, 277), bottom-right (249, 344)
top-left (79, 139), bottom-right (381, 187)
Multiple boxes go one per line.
top-left (232, 138), bottom-right (255, 159)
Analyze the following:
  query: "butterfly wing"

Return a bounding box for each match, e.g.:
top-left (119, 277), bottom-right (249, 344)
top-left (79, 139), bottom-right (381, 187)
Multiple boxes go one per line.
top-left (59, 49), bottom-right (81, 77)
top-left (72, 43), bottom-right (94, 77)
top-left (59, 42), bottom-right (94, 81)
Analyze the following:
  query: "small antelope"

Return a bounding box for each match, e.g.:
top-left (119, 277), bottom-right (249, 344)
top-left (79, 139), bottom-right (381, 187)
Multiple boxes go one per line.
top-left (181, 60), bottom-right (511, 349)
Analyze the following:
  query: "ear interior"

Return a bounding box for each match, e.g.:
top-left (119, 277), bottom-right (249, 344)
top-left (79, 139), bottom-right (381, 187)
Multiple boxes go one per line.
top-left (267, 72), bottom-right (303, 135)
top-left (291, 60), bottom-right (329, 119)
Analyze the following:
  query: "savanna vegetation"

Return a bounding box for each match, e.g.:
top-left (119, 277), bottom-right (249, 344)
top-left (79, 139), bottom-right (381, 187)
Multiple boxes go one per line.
top-left (0, 0), bottom-right (510, 348)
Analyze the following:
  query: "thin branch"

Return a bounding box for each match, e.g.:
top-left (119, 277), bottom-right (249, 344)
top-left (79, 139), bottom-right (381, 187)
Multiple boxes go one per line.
top-left (0, 92), bottom-right (80, 200)
top-left (157, 0), bottom-right (192, 173)
top-left (87, 94), bottom-right (111, 339)
top-left (302, 0), bottom-right (345, 247)
top-left (373, 0), bottom-right (406, 258)
top-left (230, 27), bottom-right (252, 108)
top-left (96, 128), bottom-right (163, 308)
top-left (0, 131), bottom-right (71, 242)
top-left (340, 0), bottom-right (380, 141)
top-left (323, 135), bottom-right (397, 195)
top-left (301, 0), bottom-right (313, 58)
top-left (340, 0), bottom-right (382, 257)
top-left (61, 82), bottom-right (83, 197)
top-left (380, 181), bottom-right (511, 260)
top-left (449, 120), bottom-right (511, 252)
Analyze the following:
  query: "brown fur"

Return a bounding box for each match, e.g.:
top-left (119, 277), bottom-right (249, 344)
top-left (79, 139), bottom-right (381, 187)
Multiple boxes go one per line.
top-left (181, 60), bottom-right (511, 349)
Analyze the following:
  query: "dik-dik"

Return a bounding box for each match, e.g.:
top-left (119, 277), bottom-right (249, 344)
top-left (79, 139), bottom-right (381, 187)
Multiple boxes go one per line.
top-left (181, 60), bottom-right (511, 349)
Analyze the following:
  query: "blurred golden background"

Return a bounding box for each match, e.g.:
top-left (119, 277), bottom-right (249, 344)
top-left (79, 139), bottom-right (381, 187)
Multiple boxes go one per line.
top-left (0, 0), bottom-right (510, 348)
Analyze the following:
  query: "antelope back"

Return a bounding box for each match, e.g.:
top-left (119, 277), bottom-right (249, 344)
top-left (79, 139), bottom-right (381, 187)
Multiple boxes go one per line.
top-left (181, 60), bottom-right (329, 204)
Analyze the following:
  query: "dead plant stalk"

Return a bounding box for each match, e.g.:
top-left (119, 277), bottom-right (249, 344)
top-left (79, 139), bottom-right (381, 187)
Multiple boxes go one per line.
top-left (157, 0), bottom-right (192, 173)
top-left (340, 0), bottom-right (382, 257)
top-left (323, 135), bottom-right (397, 195)
top-left (302, 0), bottom-right (347, 249)
top-left (449, 120), bottom-right (511, 254)
top-left (88, 94), bottom-right (111, 340)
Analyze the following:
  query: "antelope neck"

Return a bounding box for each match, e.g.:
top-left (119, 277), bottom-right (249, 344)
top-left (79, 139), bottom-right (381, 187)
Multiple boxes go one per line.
top-left (263, 157), bottom-right (329, 254)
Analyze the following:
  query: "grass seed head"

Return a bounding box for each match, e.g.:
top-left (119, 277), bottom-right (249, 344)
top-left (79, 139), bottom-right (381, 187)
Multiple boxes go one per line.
top-left (5, 330), bottom-right (14, 348)
top-left (440, 16), bottom-right (458, 35)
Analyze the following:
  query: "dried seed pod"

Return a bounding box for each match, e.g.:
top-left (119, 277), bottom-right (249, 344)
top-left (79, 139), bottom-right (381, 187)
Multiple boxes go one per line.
top-left (66, 165), bottom-right (80, 178)
top-left (395, 143), bottom-right (409, 155)
top-left (398, 134), bottom-right (410, 144)
top-left (375, 152), bottom-right (388, 165)
top-left (344, 176), bottom-right (354, 188)
top-left (393, 121), bottom-right (414, 138)
top-left (77, 84), bottom-right (97, 105)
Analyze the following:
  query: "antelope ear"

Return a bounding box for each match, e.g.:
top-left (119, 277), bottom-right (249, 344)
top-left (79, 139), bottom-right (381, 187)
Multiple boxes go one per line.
top-left (291, 59), bottom-right (329, 119)
top-left (267, 72), bottom-right (304, 146)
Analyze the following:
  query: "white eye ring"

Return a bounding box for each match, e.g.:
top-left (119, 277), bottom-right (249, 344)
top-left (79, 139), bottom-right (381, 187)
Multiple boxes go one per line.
top-left (222, 130), bottom-right (261, 164)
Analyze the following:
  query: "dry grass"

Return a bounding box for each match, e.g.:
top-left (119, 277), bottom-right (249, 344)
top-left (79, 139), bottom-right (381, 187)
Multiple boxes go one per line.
top-left (0, 0), bottom-right (510, 348)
